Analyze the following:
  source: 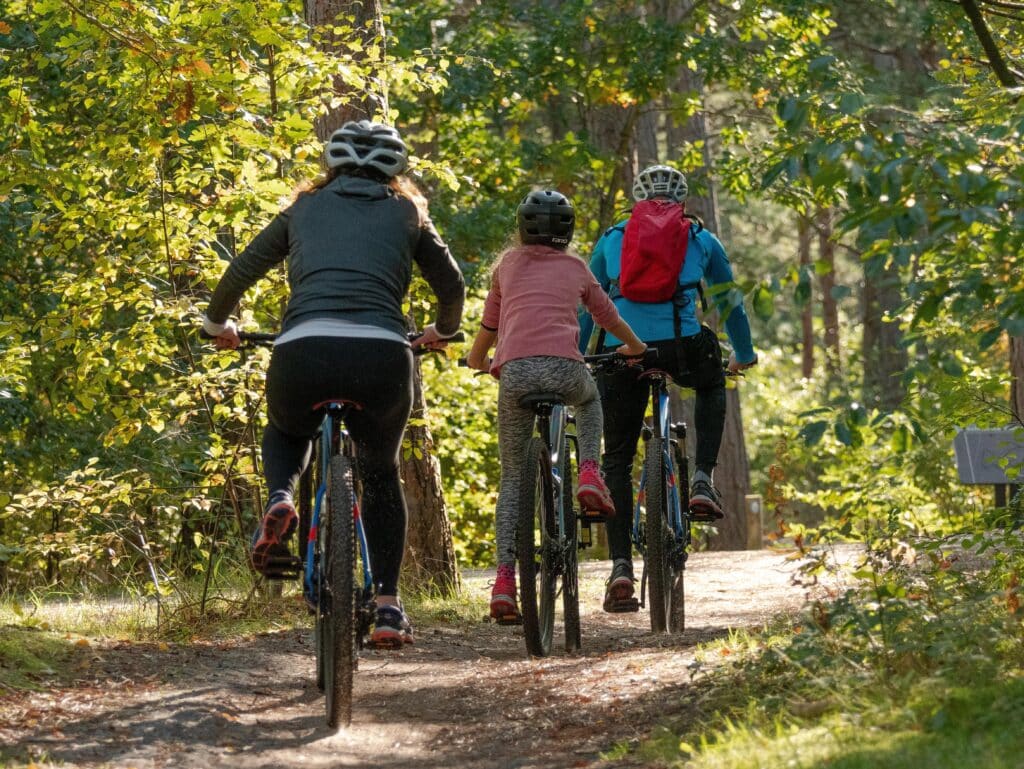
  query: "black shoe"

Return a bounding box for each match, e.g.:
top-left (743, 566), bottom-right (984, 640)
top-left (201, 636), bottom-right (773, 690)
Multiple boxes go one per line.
top-left (689, 479), bottom-right (724, 521)
top-left (603, 560), bottom-right (639, 613)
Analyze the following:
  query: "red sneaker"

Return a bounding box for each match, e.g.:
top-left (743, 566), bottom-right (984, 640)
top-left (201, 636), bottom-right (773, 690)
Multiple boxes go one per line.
top-left (490, 564), bottom-right (521, 624)
top-left (370, 604), bottom-right (414, 649)
top-left (577, 460), bottom-right (615, 516)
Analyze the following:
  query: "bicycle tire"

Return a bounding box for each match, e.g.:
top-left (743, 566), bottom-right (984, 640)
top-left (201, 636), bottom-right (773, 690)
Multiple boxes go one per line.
top-left (560, 437), bottom-right (581, 652)
top-left (324, 454), bottom-right (356, 728)
top-left (517, 437), bottom-right (556, 657)
top-left (669, 567), bottom-right (685, 633)
top-left (644, 436), bottom-right (670, 633)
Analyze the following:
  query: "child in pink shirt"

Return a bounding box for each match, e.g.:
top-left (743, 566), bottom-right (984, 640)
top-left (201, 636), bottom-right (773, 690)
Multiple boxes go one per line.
top-left (467, 190), bottom-right (646, 622)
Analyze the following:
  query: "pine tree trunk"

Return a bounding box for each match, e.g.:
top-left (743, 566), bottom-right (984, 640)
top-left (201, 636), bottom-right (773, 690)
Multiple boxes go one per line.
top-left (799, 214), bottom-right (814, 379)
top-left (862, 256), bottom-right (908, 411)
top-left (306, 1), bottom-right (460, 593)
top-left (399, 356), bottom-right (461, 595)
top-left (817, 207), bottom-right (841, 383)
top-left (304, 0), bottom-right (387, 138)
top-left (672, 66), bottom-right (750, 550)
top-left (1011, 336), bottom-right (1024, 426)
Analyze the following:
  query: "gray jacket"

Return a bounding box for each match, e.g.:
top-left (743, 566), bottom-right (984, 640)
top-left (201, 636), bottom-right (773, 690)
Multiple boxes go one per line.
top-left (205, 175), bottom-right (465, 338)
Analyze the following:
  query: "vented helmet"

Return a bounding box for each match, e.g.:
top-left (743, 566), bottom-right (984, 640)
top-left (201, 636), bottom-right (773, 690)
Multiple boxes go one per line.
top-left (324, 120), bottom-right (409, 177)
top-left (517, 190), bottom-right (575, 247)
top-left (632, 164), bottom-right (688, 202)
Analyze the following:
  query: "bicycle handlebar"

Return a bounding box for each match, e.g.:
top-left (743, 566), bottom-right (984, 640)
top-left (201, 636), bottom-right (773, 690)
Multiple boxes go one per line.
top-left (200, 328), bottom-right (464, 353)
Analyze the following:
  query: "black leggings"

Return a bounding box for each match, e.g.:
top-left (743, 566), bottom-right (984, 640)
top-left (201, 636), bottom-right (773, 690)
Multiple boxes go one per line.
top-left (264, 336), bottom-right (413, 595)
top-left (599, 327), bottom-right (727, 562)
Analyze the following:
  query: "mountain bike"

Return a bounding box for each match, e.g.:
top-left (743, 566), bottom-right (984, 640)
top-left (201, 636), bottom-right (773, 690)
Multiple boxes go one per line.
top-left (512, 352), bottom-right (639, 656)
top-left (203, 328), bottom-right (460, 728)
top-left (628, 352), bottom-right (740, 634)
top-left (515, 389), bottom-right (582, 657)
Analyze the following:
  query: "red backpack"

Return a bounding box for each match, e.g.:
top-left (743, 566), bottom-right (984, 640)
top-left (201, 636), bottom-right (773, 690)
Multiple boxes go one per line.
top-left (618, 199), bottom-right (690, 302)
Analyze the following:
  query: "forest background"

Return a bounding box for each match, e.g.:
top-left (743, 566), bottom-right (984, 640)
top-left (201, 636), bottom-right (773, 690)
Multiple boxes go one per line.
top-left (1, 0), bottom-right (1022, 616)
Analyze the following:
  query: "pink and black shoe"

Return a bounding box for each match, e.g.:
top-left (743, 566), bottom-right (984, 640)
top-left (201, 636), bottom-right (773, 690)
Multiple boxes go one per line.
top-left (490, 564), bottom-right (522, 625)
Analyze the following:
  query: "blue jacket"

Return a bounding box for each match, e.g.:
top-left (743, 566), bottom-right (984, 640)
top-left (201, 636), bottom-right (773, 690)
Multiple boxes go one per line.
top-left (579, 219), bottom-right (755, 363)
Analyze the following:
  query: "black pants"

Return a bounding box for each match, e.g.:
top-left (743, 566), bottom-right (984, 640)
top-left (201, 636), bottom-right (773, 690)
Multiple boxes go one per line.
top-left (599, 327), bottom-right (727, 562)
top-left (264, 336), bottom-right (413, 595)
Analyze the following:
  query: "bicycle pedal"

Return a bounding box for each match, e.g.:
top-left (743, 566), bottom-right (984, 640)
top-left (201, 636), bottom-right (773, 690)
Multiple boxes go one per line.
top-left (261, 554), bottom-right (302, 580)
top-left (495, 613), bottom-right (523, 626)
top-left (580, 508), bottom-right (608, 522)
top-left (608, 597), bottom-right (640, 613)
top-left (688, 509), bottom-right (724, 523)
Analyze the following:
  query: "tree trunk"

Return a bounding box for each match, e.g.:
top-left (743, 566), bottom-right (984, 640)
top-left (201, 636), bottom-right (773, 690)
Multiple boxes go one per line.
top-left (308, 1), bottom-right (459, 593)
top-left (817, 207), bottom-right (841, 384)
top-left (861, 256), bottom-right (908, 411)
top-left (1011, 336), bottom-right (1024, 426)
top-left (799, 214), bottom-right (815, 379)
top-left (399, 356), bottom-right (461, 594)
top-left (304, 0), bottom-right (388, 139)
top-left (672, 65), bottom-right (750, 550)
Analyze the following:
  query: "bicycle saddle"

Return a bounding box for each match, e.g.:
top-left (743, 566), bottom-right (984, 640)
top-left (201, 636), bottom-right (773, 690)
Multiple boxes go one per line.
top-left (518, 392), bottom-right (565, 408)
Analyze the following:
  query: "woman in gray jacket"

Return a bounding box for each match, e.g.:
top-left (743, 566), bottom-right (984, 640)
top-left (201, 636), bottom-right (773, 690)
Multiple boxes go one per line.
top-left (202, 121), bottom-right (465, 648)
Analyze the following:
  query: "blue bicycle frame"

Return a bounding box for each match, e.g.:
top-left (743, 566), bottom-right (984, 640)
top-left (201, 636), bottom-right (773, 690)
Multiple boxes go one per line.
top-left (303, 405), bottom-right (373, 607)
top-left (632, 386), bottom-right (688, 555)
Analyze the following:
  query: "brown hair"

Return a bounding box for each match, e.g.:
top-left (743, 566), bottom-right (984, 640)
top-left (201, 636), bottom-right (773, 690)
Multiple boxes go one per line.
top-left (293, 168), bottom-right (430, 222)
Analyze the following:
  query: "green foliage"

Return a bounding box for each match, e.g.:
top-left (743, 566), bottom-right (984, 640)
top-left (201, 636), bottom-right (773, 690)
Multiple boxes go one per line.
top-left (637, 533), bottom-right (1024, 768)
top-left (3, 0), bottom-right (1024, 599)
top-left (0, 0), bottom-right (450, 590)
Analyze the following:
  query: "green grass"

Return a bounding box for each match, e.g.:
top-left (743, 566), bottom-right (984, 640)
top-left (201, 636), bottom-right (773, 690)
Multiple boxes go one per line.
top-left (0, 571), bottom-right (488, 692)
top-left (0, 627), bottom-right (73, 692)
top-left (623, 540), bottom-right (1024, 769)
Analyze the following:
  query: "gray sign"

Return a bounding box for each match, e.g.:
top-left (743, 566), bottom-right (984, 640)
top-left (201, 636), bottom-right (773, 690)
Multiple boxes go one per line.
top-left (953, 428), bottom-right (1024, 484)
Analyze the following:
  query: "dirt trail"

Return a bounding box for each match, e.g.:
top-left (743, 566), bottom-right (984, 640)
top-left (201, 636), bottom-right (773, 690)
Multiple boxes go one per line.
top-left (3, 549), bottom-right (836, 769)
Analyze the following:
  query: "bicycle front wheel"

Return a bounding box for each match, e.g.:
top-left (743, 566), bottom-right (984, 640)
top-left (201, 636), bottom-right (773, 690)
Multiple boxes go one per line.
top-left (324, 454), bottom-right (356, 728)
top-left (559, 437), bottom-right (581, 653)
top-left (518, 437), bottom-right (556, 657)
top-left (644, 437), bottom-right (671, 633)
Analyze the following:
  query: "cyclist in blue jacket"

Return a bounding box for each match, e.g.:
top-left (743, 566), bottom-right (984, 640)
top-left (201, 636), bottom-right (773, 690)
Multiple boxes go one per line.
top-left (578, 164), bottom-right (756, 613)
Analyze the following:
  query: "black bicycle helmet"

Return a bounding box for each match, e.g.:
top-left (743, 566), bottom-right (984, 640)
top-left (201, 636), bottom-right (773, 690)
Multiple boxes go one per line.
top-left (324, 120), bottom-right (409, 177)
top-left (517, 189), bottom-right (575, 247)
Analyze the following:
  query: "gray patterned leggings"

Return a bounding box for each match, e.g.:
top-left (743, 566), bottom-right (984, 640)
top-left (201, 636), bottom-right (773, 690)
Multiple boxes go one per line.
top-left (495, 356), bottom-right (602, 567)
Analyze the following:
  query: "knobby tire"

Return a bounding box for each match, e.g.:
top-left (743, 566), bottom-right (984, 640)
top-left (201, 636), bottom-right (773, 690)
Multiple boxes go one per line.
top-left (644, 436), bottom-right (670, 633)
top-left (560, 437), bottom-right (581, 652)
top-left (517, 438), bottom-right (556, 657)
top-left (324, 455), bottom-right (356, 728)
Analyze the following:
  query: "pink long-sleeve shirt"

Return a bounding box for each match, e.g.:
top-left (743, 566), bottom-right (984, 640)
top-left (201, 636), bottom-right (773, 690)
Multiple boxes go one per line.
top-left (482, 245), bottom-right (621, 376)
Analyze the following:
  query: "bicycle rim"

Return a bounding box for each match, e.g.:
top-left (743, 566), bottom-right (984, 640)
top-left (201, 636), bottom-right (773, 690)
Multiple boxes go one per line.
top-left (644, 437), bottom-right (670, 633)
top-left (560, 438), bottom-right (581, 652)
top-left (325, 455), bottom-right (356, 728)
top-left (517, 438), bottom-right (556, 657)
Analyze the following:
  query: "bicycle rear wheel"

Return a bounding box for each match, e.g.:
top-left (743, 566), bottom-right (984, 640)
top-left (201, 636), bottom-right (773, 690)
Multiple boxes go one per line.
top-left (323, 454), bottom-right (356, 728)
top-left (518, 437), bottom-right (556, 657)
top-left (559, 437), bottom-right (581, 653)
top-left (644, 436), bottom-right (671, 633)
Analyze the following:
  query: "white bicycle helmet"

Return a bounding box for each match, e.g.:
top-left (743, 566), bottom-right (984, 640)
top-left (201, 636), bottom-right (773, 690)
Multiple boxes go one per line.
top-left (324, 120), bottom-right (409, 177)
top-left (632, 164), bottom-right (688, 202)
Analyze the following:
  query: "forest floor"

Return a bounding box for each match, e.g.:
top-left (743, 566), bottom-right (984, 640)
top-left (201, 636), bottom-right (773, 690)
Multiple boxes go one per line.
top-left (1, 547), bottom-right (853, 769)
